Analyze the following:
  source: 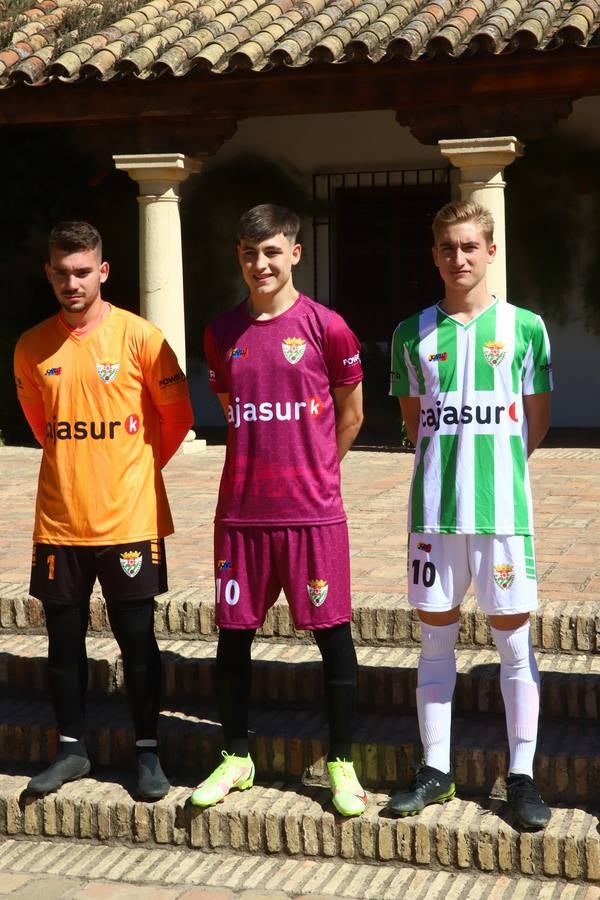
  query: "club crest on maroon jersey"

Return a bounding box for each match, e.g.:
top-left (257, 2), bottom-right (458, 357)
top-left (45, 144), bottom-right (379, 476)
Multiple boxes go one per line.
top-left (282, 338), bottom-right (306, 365)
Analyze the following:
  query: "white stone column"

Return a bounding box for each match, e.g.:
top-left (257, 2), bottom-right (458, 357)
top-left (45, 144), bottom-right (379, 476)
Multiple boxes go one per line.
top-left (438, 137), bottom-right (524, 301)
top-left (113, 153), bottom-right (202, 370)
top-left (113, 152), bottom-right (203, 448)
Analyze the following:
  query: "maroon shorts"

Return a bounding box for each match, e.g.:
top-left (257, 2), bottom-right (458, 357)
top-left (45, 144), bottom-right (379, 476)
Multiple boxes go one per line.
top-left (214, 522), bottom-right (352, 630)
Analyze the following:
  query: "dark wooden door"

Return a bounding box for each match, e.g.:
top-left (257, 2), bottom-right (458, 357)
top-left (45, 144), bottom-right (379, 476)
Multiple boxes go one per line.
top-left (333, 183), bottom-right (451, 342)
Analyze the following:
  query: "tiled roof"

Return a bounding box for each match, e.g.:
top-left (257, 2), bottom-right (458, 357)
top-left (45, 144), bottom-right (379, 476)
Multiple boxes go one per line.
top-left (0, 0), bottom-right (598, 86)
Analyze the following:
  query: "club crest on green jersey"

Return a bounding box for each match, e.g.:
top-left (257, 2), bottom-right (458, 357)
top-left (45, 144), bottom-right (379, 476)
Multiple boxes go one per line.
top-left (96, 362), bottom-right (120, 383)
top-left (120, 550), bottom-right (142, 578)
top-left (308, 578), bottom-right (328, 607)
top-left (282, 337), bottom-right (306, 364)
top-left (482, 341), bottom-right (505, 368)
top-left (493, 563), bottom-right (514, 590)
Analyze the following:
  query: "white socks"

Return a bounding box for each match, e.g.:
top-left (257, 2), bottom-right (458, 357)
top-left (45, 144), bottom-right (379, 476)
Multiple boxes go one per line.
top-left (416, 620), bottom-right (459, 774)
top-left (491, 621), bottom-right (540, 778)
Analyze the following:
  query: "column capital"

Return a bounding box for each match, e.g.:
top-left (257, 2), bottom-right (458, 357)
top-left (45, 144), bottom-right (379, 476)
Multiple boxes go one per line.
top-left (438, 137), bottom-right (524, 172)
top-left (113, 153), bottom-right (204, 194)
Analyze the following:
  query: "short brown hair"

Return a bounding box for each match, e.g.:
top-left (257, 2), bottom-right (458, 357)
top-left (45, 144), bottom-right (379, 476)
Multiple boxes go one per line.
top-left (432, 201), bottom-right (494, 245)
top-left (237, 204), bottom-right (300, 244)
top-left (48, 221), bottom-right (102, 258)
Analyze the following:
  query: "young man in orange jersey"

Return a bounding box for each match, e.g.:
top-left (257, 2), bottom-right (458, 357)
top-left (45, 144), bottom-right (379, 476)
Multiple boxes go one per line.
top-left (14, 221), bottom-right (193, 800)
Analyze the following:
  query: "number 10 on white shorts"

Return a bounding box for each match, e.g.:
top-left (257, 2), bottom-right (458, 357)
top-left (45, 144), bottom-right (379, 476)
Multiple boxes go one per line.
top-left (407, 532), bottom-right (538, 615)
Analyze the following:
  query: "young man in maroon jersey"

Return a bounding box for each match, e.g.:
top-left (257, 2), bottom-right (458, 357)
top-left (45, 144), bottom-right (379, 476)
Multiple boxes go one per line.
top-left (191, 204), bottom-right (366, 816)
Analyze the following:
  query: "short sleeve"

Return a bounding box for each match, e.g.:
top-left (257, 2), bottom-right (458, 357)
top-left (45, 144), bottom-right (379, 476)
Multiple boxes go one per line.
top-left (522, 316), bottom-right (553, 395)
top-left (204, 325), bottom-right (229, 394)
top-left (323, 314), bottom-right (362, 387)
top-left (14, 337), bottom-right (42, 405)
top-left (141, 327), bottom-right (190, 407)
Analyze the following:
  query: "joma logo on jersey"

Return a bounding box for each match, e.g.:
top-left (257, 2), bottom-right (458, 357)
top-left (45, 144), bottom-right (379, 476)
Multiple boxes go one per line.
top-left (45, 415), bottom-right (140, 443)
top-left (44, 367), bottom-right (62, 376)
top-left (417, 542), bottom-right (432, 552)
top-left (228, 347), bottom-right (249, 360)
top-left (227, 396), bottom-right (324, 429)
top-left (421, 401), bottom-right (518, 431)
top-left (428, 352), bottom-right (447, 362)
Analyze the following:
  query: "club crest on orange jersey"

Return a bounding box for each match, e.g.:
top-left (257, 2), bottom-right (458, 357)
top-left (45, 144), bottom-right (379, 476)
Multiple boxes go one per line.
top-left (308, 579), bottom-right (328, 607)
top-left (96, 362), bottom-right (120, 384)
top-left (282, 338), bottom-right (306, 365)
top-left (493, 563), bottom-right (514, 590)
top-left (482, 341), bottom-right (505, 368)
top-left (120, 551), bottom-right (142, 578)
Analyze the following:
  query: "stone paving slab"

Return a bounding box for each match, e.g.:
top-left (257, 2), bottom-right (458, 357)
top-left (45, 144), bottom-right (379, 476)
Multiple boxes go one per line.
top-left (2, 634), bottom-right (600, 723)
top-left (0, 838), bottom-right (597, 899)
top-left (2, 590), bottom-right (600, 654)
top-left (1, 445), bottom-right (600, 607)
top-left (0, 697), bottom-right (597, 803)
top-left (0, 775), bottom-right (598, 882)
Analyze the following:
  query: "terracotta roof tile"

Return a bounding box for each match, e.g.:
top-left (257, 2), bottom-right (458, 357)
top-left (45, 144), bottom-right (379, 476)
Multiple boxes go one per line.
top-left (0, 0), bottom-right (599, 84)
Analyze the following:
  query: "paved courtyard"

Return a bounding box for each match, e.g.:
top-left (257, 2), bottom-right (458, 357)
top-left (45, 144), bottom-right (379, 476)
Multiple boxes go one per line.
top-left (1, 442), bottom-right (599, 607)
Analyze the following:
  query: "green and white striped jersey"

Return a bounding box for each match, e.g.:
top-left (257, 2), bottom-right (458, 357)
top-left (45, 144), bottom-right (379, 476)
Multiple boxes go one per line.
top-left (390, 299), bottom-right (552, 536)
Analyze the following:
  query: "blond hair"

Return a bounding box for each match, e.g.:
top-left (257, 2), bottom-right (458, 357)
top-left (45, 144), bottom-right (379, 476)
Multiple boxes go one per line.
top-left (432, 201), bottom-right (494, 245)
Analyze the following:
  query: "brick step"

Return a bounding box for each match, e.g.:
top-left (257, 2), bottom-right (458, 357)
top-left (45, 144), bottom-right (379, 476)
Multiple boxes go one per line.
top-left (1, 585), bottom-right (599, 654)
top-left (2, 838), bottom-right (598, 900)
top-left (0, 772), bottom-right (598, 883)
top-left (3, 633), bottom-right (600, 722)
top-left (0, 697), bottom-right (597, 804)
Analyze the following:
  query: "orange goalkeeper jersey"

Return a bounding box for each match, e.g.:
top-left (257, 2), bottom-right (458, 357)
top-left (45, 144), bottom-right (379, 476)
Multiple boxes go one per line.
top-left (14, 305), bottom-right (190, 546)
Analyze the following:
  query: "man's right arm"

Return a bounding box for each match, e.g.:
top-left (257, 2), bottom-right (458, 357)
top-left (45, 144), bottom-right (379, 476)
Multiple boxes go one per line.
top-left (14, 340), bottom-right (45, 446)
top-left (399, 397), bottom-right (420, 447)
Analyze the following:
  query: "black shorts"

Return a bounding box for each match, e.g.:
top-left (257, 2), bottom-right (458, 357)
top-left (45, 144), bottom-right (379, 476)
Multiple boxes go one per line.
top-left (30, 539), bottom-right (168, 606)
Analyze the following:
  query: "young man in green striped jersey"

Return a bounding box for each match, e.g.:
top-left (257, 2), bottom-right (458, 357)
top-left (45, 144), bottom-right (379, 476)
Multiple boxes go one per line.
top-left (387, 200), bottom-right (552, 829)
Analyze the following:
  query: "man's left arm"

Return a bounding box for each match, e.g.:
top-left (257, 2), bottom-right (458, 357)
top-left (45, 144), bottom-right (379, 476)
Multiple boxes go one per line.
top-left (142, 332), bottom-right (194, 468)
top-left (522, 315), bottom-right (553, 457)
top-left (523, 392), bottom-right (551, 457)
top-left (157, 398), bottom-right (194, 468)
top-left (332, 382), bottom-right (364, 461)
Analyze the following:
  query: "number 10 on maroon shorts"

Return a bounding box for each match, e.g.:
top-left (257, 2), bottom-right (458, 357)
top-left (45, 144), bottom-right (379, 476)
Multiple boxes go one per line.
top-left (214, 522), bottom-right (352, 631)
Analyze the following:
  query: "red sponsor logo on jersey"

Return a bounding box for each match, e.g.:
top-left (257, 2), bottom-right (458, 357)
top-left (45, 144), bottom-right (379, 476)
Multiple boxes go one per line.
top-left (417, 542), bottom-right (432, 552)
top-left (125, 414), bottom-right (140, 435)
top-left (44, 367), bottom-right (62, 376)
top-left (428, 353), bottom-right (447, 363)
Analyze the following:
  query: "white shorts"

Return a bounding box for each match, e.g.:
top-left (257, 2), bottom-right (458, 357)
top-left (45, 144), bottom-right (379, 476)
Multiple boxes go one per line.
top-left (407, 533), bottom-right (538, 615)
